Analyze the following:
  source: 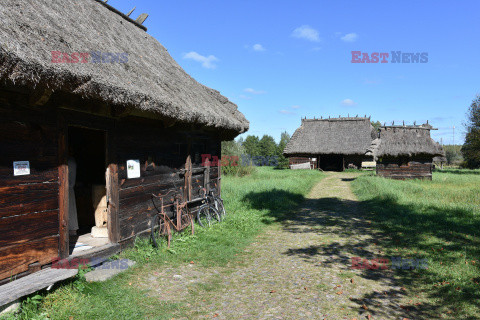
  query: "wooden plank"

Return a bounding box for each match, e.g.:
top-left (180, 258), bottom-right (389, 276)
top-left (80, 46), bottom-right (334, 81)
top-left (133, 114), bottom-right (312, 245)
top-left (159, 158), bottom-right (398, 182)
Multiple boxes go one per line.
top-left (58, 116), bottom-right (69, 259)
top-left (204, 162), bottom-right (210, 193)
top-left (0, 268), bottom-right (78, 307)
top-left (0, 183), bottom-right (59, 219)
top-left (107, 164), bottom-right (120, 243)
top-left (0, 236), bottom-right (59, 281)
top-left (119, 177), bottom-right (185, 200)
top-left (68, 243), bottom-right (121, 262)
top-left (119, 172), bottom-right (179, 189)
top-left (0, 210), bottom-right (59, 247)
top-left (217, 165), bottom-right (221, 197)
top-left (0, 165), bottom-right (57, 187)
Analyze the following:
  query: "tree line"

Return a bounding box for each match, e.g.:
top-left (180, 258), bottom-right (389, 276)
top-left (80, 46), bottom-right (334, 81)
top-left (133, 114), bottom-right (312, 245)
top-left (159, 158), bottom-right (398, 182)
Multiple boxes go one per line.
top-left (221, 131), bottom-right (291, 174)
top-left (462, 95), bottom-right (480, 168)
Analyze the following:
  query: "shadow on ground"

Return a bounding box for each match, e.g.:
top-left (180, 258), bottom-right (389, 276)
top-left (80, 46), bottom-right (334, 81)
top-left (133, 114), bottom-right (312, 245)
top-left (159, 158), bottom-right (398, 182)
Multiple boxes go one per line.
top-left (241, 176), bottom-right (480, 320)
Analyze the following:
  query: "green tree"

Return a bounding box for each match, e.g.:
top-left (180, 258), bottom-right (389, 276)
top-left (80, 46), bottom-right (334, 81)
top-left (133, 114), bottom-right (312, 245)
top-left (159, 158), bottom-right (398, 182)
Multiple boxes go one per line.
top-left (276, 131), bottom-right (291, 168)
top-left (258, 135), bottom-right (277, 156)
top-left (243, 135), bottom-right (260, 156)
top-left (461, 95), bottom-right (480, 168)
top-left (371, 120), bottom-right (382, 131)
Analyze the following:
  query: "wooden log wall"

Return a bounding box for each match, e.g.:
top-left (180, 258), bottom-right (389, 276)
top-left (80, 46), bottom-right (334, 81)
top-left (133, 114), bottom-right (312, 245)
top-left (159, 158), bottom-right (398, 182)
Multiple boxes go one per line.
top-left (116, 120), bottom-right (221, 242)
top-left (376, 159), bottom-right (433, 180)
top-left (0, 107), bottom-right (60, 280)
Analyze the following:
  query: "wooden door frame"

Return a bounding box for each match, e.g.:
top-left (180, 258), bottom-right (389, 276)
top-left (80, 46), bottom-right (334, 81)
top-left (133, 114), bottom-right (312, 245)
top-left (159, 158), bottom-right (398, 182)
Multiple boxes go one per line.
top-left (58, 120), bottom-right (120, 258)
top-left (106, 127), bottom-right (120, 243)
top-left (58, 116), bottom-right (69, 259)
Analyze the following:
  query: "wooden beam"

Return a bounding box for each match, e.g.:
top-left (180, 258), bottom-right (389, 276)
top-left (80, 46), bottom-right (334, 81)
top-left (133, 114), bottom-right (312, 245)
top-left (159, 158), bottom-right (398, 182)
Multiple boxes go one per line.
top-left (106, 164), bottom-right (120, 243)
top-left (29, 88), bottom-right (53, 106)
top-left (107, 128), bottom-right (120, 243)
top-left (57, 116), bottom-right (69, 259)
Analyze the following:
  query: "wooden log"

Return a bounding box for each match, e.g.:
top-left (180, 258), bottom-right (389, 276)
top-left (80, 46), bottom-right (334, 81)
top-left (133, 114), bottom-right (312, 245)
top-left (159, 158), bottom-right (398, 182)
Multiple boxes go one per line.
top-left (0, 236), bottom-right (59, 281)
top-left (0, 210), bottom-right (59, 247)
top-left (0, 183), bottom-right (59, 219)
top-left (107, 164), bottom-right (120, 243)
top-left (57, 116), bottom-right (69, 259)
top-left (0, 165), bottom-right (58, 187)
top-left (0, 268), bottom-right (78, 307)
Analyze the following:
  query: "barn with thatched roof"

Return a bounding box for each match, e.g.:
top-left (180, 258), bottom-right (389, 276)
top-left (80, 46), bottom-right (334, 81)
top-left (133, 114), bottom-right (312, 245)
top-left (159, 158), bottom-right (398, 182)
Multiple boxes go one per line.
top-left (0, 0), bottom-right (248, 288)
top-left (366, 123), bottom-right (444, 179)
top-left (284, 117), bottom-right (376, 171)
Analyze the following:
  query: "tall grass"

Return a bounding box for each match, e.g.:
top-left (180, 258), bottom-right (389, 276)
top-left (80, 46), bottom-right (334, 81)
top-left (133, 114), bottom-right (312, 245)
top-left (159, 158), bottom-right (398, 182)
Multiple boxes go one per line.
top-left (3, 167), bottom-right (323, 320)
top-left (352, 170), bottom-right (480, 318)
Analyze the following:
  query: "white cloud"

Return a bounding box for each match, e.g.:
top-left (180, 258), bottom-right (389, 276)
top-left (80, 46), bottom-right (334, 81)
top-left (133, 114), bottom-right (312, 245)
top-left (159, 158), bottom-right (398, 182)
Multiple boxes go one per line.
top-left (244, 88), bottom-right (266, 95)
top-left (252, 44), bottom-right (266, 52)
top-left (279, 109), bottom-right (295, 115)
top-left (341, 99), bottom-right (357, 106)
top-left (340, 33), bottom-right (358, 42)
top-left (239, 94), bottom-right (252, 100)
top-left (183, 51), bottom-right (218, 69)
top-left (291, 105), bottom-right (301, 109)
top-left (292, 25), bottom-right (320, 42)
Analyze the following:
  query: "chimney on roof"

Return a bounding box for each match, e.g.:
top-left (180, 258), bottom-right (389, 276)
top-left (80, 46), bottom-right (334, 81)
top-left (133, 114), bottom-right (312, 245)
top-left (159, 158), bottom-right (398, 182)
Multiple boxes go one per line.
top-left (126, 6), bottom-right (136, 17)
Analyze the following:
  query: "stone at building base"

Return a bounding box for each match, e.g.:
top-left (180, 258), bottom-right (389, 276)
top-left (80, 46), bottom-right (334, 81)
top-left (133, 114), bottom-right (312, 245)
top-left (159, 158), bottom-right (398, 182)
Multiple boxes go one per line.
top-left (0, 299), bottom-right (20, 315)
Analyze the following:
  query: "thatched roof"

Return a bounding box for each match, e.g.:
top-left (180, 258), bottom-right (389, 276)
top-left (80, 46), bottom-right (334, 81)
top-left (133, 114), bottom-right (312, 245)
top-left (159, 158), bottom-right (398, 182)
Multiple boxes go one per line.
top-left (284, 117), bottom-right (376, 156)
top-left (367, 124), bottom-right (444, 159)
top-left (0, 0), bottom-right (248, 134)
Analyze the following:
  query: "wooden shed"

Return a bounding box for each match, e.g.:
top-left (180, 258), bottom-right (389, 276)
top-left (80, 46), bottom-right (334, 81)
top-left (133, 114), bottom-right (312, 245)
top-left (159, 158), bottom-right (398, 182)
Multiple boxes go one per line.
top-left (366, 123), bottom-right (444, 180)
top-left (283, 117), bottom-right (376, 171)
top-left (0, 0), bottom-right (248, 283)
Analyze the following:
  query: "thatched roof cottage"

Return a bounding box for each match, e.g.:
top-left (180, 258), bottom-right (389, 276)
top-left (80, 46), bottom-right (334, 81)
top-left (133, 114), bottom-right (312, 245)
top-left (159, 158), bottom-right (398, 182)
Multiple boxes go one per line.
top-left (0, 0), bottom-right (248, 293)
top-left (366, 123), bottom-right (444, 179)
top-left (284, 117), bottom-right (376, 171)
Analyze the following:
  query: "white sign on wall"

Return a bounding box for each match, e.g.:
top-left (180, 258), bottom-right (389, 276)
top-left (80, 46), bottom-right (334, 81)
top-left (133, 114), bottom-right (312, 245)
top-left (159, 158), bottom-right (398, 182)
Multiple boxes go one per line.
top-left (13, 161), bottom-right (30, 176)
top-left (126, 160), bottom-right (141, 179)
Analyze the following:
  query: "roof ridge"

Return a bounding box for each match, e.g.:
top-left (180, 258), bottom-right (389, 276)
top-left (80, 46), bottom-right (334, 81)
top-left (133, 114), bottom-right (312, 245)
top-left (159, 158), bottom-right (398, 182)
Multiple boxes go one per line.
top-left (93, 0), bottom-right (147, 31)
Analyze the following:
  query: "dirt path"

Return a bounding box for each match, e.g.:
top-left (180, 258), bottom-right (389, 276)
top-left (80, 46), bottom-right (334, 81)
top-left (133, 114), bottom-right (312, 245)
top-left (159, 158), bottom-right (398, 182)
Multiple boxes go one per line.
top-left (144, 172), bottom-right (411, 319)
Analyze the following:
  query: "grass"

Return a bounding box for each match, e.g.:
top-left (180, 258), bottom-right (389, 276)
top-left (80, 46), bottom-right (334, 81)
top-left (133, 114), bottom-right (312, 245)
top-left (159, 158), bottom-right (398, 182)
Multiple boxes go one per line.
top-left (2, 167), bottom-right (323, 320)
top-left (352, 169), bottom-right (480, 319)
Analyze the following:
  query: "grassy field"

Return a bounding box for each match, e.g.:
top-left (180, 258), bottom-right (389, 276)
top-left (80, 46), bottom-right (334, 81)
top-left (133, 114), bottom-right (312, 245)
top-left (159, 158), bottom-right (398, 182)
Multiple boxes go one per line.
top-left (352, 169), bottom-right (480, 319)
top-left (2, 167), bottom-right (323, 320)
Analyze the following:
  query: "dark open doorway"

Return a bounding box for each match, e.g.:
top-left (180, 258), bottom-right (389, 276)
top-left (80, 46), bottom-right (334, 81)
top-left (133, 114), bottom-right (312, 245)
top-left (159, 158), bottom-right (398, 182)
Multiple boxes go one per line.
top-left (319, 154), bottom-right (344, 171)
top-left (68, 126), bottom-right (109, 254)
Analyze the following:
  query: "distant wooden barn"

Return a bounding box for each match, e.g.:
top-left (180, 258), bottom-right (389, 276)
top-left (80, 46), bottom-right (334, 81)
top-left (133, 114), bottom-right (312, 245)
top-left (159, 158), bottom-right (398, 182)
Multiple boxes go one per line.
top-left (0, 0), bottom-right (248, 284)
top-left (283, 117), bottom-right (376, 171)
top-left (366, 123), bottom-right (444, 180)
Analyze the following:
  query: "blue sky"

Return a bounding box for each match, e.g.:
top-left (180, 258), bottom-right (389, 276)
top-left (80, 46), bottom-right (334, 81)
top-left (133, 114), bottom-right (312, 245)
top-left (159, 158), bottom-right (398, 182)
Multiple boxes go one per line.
top-left (114, 0), bottom-right (479, 144)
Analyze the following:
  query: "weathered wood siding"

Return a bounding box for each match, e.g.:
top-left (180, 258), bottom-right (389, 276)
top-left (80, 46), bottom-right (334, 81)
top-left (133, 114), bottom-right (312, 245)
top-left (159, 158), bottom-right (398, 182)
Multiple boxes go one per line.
top-left (288, 157), bottom-right (317, 169)
top-left (116, 121), bottom-right (221, 243)
top-left (376, 159), bottom-right (433, 180)
top-left (0, 107), bottom-right (59, 280)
